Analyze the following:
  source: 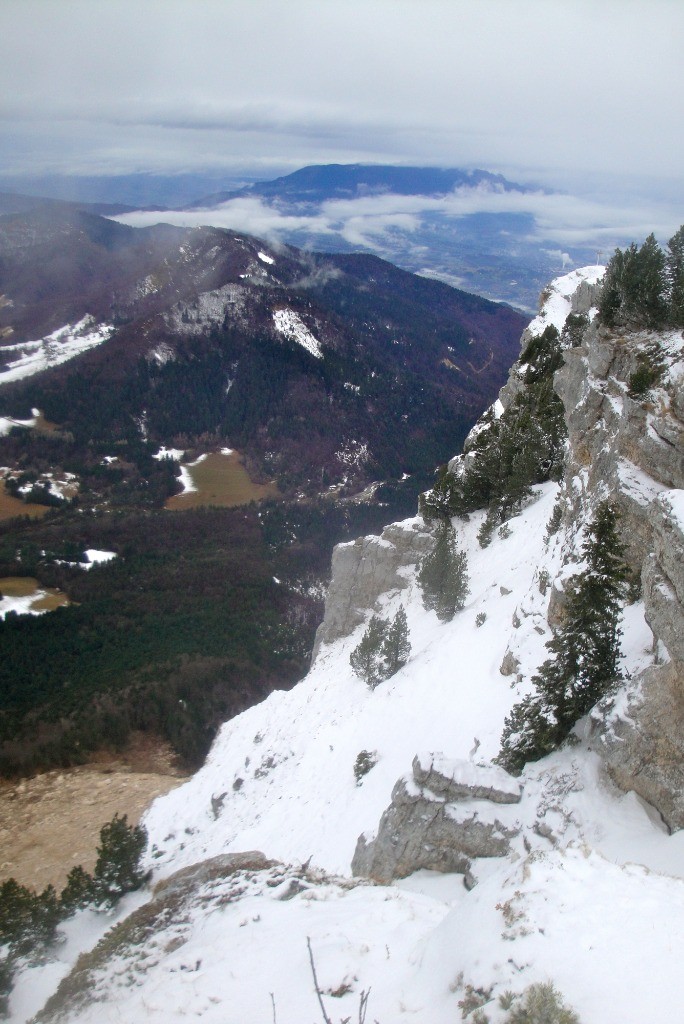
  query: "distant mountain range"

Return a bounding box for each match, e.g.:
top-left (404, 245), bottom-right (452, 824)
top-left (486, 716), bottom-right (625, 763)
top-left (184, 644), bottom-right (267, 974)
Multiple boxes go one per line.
top-left (0, 165), bottom-right (604, 310)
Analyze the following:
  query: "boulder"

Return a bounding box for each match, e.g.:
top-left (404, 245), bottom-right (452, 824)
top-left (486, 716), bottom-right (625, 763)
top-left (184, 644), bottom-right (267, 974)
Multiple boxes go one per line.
top-left (351, 754), bottom-right (521, 884)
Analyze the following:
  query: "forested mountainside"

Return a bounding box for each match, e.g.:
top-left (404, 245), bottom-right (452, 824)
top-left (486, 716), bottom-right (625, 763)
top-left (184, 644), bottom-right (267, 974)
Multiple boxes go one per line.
top-left (0, 207), bottom-right (525, 777)
top-left (0, 205), bottom-right (525, 493)
top-left (6, 232), bottom-right (683, 1024)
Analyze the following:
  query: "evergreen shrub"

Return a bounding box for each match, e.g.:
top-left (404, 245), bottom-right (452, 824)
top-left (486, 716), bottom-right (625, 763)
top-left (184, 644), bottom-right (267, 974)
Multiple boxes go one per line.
top-left (349, 607), bottom-right (411, 688)
top-left (418, 524), bottom-right (469, 621)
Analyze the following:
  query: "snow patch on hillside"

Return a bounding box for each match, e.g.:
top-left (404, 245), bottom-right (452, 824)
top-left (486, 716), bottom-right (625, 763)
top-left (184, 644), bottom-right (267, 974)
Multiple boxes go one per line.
top-left (0, 317), bottom-right (114, 386)
top-left (272, 308), bottom-right (323, 358)
top-left (0, 411), bottom-right (38, 435)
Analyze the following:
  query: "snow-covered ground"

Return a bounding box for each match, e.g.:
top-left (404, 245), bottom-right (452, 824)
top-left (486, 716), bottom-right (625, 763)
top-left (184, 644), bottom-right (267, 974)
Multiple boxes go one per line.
top-left (526, 265), bottom-right (604, 336)
top-left (0, 318), bottom-right (114, 386)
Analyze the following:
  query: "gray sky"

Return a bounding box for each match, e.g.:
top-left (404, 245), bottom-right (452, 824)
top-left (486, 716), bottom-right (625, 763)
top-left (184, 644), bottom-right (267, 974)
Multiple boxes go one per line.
top-left (1, 0), bottom-right (682, 239)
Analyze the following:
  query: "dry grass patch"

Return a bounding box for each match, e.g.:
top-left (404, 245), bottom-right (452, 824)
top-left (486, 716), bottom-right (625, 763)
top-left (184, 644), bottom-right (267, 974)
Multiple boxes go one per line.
top-left (166, 450), bottom-right (278, 510)
top-left (0, 576), bottom-right (68, 612)
top-left (0, 485), bottom-right (48, 521)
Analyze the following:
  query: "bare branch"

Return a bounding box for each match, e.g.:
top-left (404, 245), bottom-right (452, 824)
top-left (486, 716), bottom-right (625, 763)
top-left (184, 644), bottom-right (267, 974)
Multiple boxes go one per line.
top-left (306, 936), bottom-right (333, 1024)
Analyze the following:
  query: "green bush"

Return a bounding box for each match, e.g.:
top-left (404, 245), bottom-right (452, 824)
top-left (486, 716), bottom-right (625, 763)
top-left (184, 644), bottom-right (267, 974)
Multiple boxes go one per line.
top-left (353, 750), bottom-right (377, 785)
top-left (507, 982), bottom-right (580, 1024)
top-left (627, 342), bottom-right (666, 398)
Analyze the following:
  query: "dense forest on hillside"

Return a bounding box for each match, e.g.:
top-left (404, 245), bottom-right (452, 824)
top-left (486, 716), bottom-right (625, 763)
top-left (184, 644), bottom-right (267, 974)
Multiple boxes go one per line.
top-left (0, 495), bottom-right (412, 777)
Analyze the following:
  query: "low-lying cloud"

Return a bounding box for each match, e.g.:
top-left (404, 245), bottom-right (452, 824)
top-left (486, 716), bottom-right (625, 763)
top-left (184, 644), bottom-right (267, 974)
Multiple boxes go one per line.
top-left (114, 181), bottom-right (683, 253)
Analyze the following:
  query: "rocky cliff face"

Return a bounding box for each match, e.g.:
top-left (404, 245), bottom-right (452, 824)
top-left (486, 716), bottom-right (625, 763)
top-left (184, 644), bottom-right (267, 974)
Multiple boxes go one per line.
top-left (474, 266), bottom-right (684, 830)
top-left (556, 321), bottom-right (684, 827)
top-left (312, 518), bottom-right (434, 658)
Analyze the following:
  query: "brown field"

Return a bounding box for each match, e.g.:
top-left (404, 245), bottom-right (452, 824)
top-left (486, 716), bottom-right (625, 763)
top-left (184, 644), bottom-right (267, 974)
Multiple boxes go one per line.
top-left (0, 735), bottom-right (187, 890)
top-left (0, 485), bottom-right (49, 521)
top-left (0, 576), bottom-right (69, 612)
top-left (166, 450), bottom-right (279, 511)
top-left (32, 411), bottom-right (60, 434)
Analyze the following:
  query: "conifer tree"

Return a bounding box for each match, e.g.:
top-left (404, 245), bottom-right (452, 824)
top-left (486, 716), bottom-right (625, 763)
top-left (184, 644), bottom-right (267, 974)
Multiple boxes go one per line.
top-left (382, 605), bottom-right (411, 675)
top-left (599, 236), bottom-right (667, 329)
top-left (350, 609), bottom-right (411, 687)
top-left (419, 465), bottom-right (464, 522)
top-left (418, 524), bottom-right (469, 620)
top-left (498, 502), bottom-right (628, 772)
top-left (350, 615), bottom-right (389, 688)
top-left (634, 233), bottom-right (668, 328)
top-left (92, 813), bottom-right (148, 905)
top-left (666, 225), bottom-right (684, 327)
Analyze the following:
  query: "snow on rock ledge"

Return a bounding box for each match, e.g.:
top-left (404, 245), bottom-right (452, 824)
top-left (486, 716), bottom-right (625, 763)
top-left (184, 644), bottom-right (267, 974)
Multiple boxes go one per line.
top-left (413, 752), bottom-right (522, 804)
top-left (352, 753), bottom-right (521, 885)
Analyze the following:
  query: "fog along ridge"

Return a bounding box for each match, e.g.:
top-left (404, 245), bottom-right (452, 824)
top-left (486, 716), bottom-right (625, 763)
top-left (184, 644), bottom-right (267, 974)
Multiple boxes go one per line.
top-left (13, 266), bottom-right (684, 1024)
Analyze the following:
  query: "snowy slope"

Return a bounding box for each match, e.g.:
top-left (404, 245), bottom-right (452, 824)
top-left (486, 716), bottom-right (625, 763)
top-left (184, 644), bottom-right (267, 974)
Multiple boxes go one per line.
top-left (21, 483), bottom-right (684, 1024)
top-left (0, 317), bottom-right (114, 386)
top-left (11, 266), bottom-right (684, 1024)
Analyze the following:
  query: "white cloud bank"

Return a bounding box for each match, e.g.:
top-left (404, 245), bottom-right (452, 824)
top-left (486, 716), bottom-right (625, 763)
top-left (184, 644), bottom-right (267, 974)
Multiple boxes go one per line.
top-left (113, 181), bottom-right (683, 253)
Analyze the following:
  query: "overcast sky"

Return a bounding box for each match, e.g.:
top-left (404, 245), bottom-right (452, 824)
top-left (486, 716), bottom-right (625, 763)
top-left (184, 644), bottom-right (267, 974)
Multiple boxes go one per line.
top-left (1, 0), bottom-right (682, 239)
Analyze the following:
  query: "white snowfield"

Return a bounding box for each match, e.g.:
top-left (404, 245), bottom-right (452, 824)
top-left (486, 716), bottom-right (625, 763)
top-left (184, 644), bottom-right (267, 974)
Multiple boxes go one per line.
top-left (272, 307), bottom-right (323, 358)
top-left (0, 317), bottom-right (114, 386)
top-left (16, 485), bottom-right (684, 1024)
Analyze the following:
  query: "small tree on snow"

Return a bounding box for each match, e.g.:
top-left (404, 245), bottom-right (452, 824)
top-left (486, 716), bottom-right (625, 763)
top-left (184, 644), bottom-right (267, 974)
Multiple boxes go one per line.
top-left (92, 813), bottom-right (149, 905)
top-left (418, 523), bottom-right (469, 620)
top-left (498, 502), bottom-right (628, 773)
top-left (350, 608), bottom-right (411, 688)
top-left (350, 615), bottom-right (388, 688)
top-left (382, 605), bottom-right (411, 675)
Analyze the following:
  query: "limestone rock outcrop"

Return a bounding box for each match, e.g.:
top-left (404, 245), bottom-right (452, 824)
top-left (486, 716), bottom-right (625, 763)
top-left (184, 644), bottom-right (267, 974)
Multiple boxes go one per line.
top-left (312, 518), bottom-right (433, 658)
top-left (351, 753), bottom-right (521, 884)
top-left (552, 314), bottom-right (684, 828)
top-left (596, 491), bottom-right (684, 828)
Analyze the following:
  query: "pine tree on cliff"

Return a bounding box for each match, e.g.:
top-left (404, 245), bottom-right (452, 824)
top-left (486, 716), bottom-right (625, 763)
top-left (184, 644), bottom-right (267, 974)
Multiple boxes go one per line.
top-left (599, 235), bottom-right (667, 329)
top-left (417, 524), bottom-right (469, 621)
top-left (498, 502), bottom-right (628, 772)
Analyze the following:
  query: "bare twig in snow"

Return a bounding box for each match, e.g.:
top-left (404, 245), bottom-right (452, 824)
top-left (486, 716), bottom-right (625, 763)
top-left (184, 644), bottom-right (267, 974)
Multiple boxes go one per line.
top-left (307, 936), bottom-right (334, 1024)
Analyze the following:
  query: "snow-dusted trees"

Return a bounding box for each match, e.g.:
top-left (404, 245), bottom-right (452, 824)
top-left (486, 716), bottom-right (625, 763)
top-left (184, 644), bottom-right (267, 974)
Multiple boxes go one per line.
top-left (667, 225), bottom-right (684, 327)
top-left (1, 813), bottom-right (149, 1012)
top-left (598, 227), bottom-right (684, 330)
top-left (418, 523), bottom-right (469, 621)
top-left (419, 325), bottom-right (566, 539)
top-left (498, 502), bottom-right (628, 773)
top-left (350, 606), bottom-right (411, 688)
